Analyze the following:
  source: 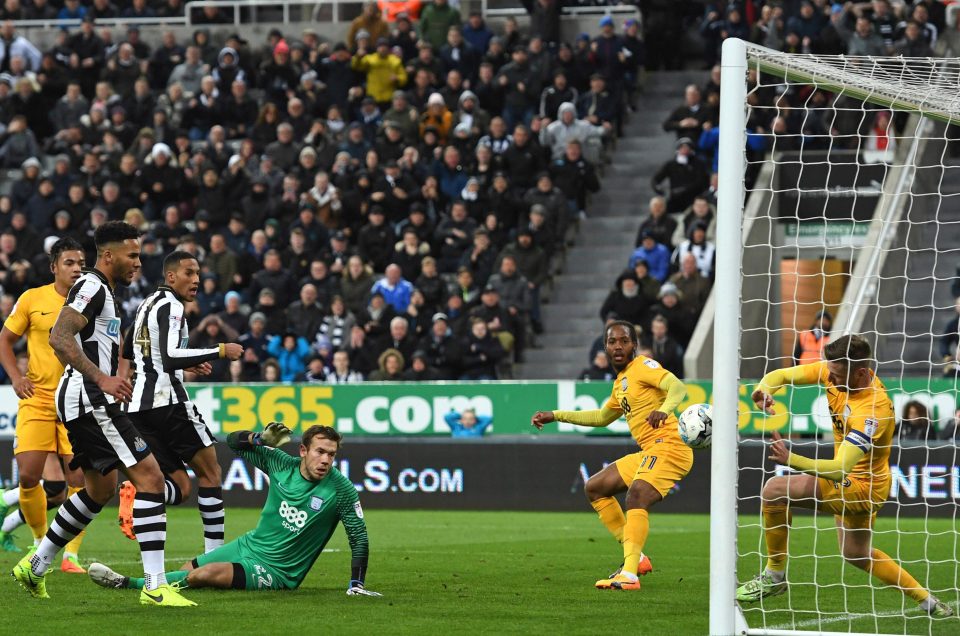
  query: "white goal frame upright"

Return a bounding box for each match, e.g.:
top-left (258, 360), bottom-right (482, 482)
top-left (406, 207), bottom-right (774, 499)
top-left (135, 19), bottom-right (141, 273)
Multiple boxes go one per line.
top-left (711, 37), bottom-right (958, 636)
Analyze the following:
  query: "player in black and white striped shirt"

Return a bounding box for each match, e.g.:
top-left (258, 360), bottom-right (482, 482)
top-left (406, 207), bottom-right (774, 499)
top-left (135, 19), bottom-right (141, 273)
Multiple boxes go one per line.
top-left (118, 251), bottom-right (243, 553)
top-left (11, 221), bottom-right (196, 608)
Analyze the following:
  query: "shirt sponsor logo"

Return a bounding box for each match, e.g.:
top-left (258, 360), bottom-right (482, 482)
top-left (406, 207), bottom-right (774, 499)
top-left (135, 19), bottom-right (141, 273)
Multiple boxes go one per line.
top-left (279, 500), bottom-right (308, 532)
top-left (354, 501), bottom-right (364, 519)
top-left (77, 293), bottom-right (92, 304)
top-left (310, 496), bottom-right (324, 510)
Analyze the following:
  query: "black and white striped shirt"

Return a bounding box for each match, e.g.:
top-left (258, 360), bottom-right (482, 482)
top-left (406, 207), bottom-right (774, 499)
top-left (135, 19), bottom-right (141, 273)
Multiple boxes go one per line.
top-left (56, 269), bottom-right (123, 422)
top-left (127, 286), bottom-right (220, 412)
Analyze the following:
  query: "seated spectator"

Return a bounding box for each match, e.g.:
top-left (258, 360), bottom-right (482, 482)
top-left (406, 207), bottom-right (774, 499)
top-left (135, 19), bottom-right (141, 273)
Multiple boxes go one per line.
top-left (645, 314), bottom-right (684, 378)
top-left (539, 102), bottom-right (607, 162)
top-left (325, 349), bottom-right (365, 383)
top-left (669, 253), bottom-right (712, 316)
top-left (418, 312), bottom-right (462, 379)
top-left (341, 255), bottom-right (376, 315)
top-left (261, 359), bottom-right (281, 382)
top-left (600, 271), bottom-right (648, 326)
top-left (402, 350), bottom-right (443, 381)
top-left (286, 284), bottom-right (325, 340)
top-left (635, 195), bottom-right (677, 250)
top-left (344, 324), bottom-right (378, 375)
top-left (673, 222), bottom-right (716, 280)
top-left (576, 73), bottom-right (617, 131)
top-left (297, 355), bottom-right (327, 382)
top-left (651, 137), bottom-right (710, 214)
top-left (487, 255), bottom-right (529, 358)
top-left (374, 315), bottom-right (417, 366)
top-left (629, 232), bottom-right (671, 283)
top-left (550, 139), bottom-right (600, 219)
top-left (648, 283), bottom-right (696, 348)
top-left (194, 273), bottom-right (223, 316)
top-left (459, 317), bottom-right (505, 379)
top-left (899, 400), bottom-right (933, 441)
top-left (444, 407), bottom-right (492, 437)
top-left (673, 195), bottom-right (717, 245)
top-left (218, 290), bottom-right (248, 335)
top-left (369, 347), bottom-right (405, 381)
top-left (415, 256), bottom-right (446, 313)
top-left (579, 350), bottom-right (615, 382)
top-left (266, 332), bottom-right (313, 381)
top-left (662, 85), bottom-right (709, 141)
top-left (370, 263), bottom-right (414, 313)
top-left (459, 227), bottom-right (497, 287)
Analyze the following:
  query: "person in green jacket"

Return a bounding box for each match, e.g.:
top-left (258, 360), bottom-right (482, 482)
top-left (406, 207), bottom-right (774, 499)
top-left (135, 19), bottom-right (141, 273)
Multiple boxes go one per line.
top-left (419, 0), bottom-right (461, 50)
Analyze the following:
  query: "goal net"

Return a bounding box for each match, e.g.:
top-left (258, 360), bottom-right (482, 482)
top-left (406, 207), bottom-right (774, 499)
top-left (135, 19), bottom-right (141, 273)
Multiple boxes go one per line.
top-left (711, 39), bottom-right (960, 636)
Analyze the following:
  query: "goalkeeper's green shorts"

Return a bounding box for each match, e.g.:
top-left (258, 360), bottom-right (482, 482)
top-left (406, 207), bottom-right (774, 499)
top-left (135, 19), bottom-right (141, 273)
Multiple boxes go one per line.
top-left (195, 539), bottom-right (291, 591)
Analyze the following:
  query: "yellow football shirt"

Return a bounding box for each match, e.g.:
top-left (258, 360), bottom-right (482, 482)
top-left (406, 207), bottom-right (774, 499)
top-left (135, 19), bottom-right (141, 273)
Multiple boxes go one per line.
top-left (605, 355), bottom-right (683, 450)
top-left (4, 284), bottom-right (67, 401)
top-left (789, 362), bottom-right (895, 483)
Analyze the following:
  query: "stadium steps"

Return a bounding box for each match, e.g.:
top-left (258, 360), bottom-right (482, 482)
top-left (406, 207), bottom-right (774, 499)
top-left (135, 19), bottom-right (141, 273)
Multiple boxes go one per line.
top-left (875, 157), bottom-right (960, 378)
top-left (515, 70), bottom-right (707, 380)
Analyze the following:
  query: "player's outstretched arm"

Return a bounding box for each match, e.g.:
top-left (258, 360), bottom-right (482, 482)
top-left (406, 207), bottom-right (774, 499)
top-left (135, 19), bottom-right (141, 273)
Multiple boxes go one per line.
top-left (753, 364), bottom-right (823, 415)
top-left (335, 475), bottom-right (380, 597)
top-left (532, 405), bottom-right (621, 430)
top-left (157, 303), bottom-right (244, 370)
top-left (767, 431), bottom-right (865, 481)
top-left (226, 423), bottom-right (295, 475)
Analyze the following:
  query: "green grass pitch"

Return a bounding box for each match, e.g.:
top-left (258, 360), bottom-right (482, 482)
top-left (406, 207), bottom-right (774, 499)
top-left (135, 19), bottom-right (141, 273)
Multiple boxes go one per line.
top-left (0, 509), bottom-right (955, 635)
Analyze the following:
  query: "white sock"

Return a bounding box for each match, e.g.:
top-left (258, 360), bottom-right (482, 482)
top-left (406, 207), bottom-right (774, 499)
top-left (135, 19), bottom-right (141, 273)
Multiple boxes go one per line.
top-left (919, 595), bottom-right (938, 610)
top-left (30, 537), bottom-right (60, 576)
top-left (620, 570), bottom-right (639, 581)
top-left (1, 509), bottom-right (22, 532)
top-left (765, 568), bottom-right (785, 583)
top-left (2, 488), bottom-right (19, 506)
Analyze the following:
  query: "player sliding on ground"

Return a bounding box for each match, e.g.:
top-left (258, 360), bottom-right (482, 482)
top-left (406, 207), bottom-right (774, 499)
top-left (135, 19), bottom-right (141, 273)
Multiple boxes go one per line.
top-left (531, 320), bottom-right (690, 591)
top-left (738, 334), bottom-right (953, 618)
top-left (88, 423), bottom-right (380, 597)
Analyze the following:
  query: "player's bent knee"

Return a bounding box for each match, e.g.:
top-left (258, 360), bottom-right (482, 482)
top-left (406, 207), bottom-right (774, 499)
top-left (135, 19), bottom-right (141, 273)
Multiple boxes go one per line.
top-left (761, 477), bottom-right (788, 502)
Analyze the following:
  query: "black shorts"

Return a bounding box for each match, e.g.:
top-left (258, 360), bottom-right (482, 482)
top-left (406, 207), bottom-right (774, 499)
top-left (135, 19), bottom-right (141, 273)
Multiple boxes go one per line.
top-left (128, 401), bottom-right (216, 475)
top-left (65, 403), bottom-right (153, 475)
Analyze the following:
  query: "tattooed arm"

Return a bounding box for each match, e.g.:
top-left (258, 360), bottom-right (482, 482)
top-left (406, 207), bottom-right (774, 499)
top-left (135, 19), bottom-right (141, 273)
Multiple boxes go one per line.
top-left (50, 306), bottom-right (132, 401)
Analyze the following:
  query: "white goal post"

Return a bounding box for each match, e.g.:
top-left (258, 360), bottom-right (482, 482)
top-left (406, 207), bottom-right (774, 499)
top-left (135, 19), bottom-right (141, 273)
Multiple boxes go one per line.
top-left (712, 37), bottom-right (960, 636)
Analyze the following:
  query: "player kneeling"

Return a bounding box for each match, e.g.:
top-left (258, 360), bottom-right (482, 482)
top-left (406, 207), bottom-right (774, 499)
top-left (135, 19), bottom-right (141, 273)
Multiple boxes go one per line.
top-left (87, 423), bottom-right (380, 597)
top-left (737, 335), bottom-right (952, 618)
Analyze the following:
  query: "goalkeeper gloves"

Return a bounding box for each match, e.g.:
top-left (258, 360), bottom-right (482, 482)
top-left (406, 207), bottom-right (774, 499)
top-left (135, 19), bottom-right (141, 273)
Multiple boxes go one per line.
top-left (346, 581), bottom-right (382, 597)
top-left (256, 422), bottom-right (292, 448)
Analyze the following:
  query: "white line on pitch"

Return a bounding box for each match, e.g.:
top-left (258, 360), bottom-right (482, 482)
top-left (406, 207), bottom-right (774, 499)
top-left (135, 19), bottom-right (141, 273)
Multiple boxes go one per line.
top-left (765, 600), bottom-right (958, 630)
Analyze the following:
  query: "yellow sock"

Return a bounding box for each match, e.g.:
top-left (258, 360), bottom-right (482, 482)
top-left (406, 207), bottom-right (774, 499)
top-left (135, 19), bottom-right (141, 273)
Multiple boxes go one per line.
top-left (867, 549), bottom-right (929, 603)
top-left (63, 486), bottom-right (86, 557)
top-left (762, 503), bottom-right (790, 573)
top-left (622, 509), bottom-right (649, 576)
top-left (590, 497), bottom-right (625, 543)
top-left (19, 483), bottom-right (48, 541)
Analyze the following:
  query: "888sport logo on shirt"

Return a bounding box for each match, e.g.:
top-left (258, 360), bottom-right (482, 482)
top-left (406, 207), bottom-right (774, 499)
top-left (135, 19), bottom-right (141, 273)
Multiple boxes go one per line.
top-left (279, 500), bottom-right (309, 533)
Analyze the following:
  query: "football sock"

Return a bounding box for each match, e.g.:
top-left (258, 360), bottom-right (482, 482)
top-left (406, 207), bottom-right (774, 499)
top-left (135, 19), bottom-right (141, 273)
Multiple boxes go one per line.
top-left (63, 486), bottom-right (87, 558)
top-left (2, 509), bottom-right (24, 532)
top-left (2, 487), bottom-right (19, 506)
top-left (762, 503), bottom-right (790, 574)
top-left (197, 486), bottom-right (225, 553)
top-left (127, 570), bottom-right (188, 591)
top-left (622, 509), bottom-right (649, 576)
top-left (133, 491), bottom-right (168, 591)
top-left (19, 483), bottom-right (48, 541)
top-left (590, 497), bottom-right (625, 543)
top-left (867, 548), bottom-right (929, 603)
top-left (163, 479), bottom-right (183, 505)
top-left (30, 490), bottom-right (102, 576)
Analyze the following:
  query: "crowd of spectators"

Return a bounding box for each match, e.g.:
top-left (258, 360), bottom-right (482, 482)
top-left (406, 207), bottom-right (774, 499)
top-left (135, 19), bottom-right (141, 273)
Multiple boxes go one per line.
top-left (0, 0), bottom-right (652, 384)
top-left (581, 0), bottom-right (953, 382)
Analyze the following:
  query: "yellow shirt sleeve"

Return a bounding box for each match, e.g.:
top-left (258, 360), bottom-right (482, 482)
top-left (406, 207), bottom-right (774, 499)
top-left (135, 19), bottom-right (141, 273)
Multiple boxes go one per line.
top-left (553, 405), bottom-right (622, 427)
top-left (3, 290), bottom-right (30, 337)
top-left (758, 362), bottom-right (827, 395)
top-left (658, 373), bottom-right (686, 413)
top-left (787, 441), bottom-right (865, 481)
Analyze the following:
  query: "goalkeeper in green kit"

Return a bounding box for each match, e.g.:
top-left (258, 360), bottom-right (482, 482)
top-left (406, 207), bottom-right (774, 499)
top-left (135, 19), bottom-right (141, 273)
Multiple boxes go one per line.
top-left (87, 423), bottom-right (381, 597)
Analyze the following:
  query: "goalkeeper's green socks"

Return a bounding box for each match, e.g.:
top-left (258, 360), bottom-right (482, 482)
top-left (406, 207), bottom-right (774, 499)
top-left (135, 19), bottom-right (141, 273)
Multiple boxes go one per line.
top-left (128, 570), bottom-right (189, 590)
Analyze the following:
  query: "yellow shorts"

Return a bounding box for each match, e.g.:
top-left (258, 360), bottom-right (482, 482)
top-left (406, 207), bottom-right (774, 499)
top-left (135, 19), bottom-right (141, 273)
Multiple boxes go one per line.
top-left (817, 475), bottom-right (888, 529)
top-left (14, 400), bottom-right (73, 456)
top-left (615, 441), bottom-right (694, 498)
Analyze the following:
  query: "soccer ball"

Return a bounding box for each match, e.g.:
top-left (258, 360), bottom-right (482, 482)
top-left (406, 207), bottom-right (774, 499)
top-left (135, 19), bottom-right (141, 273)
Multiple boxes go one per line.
top-left (678, 403), bottom-right (713, 450)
